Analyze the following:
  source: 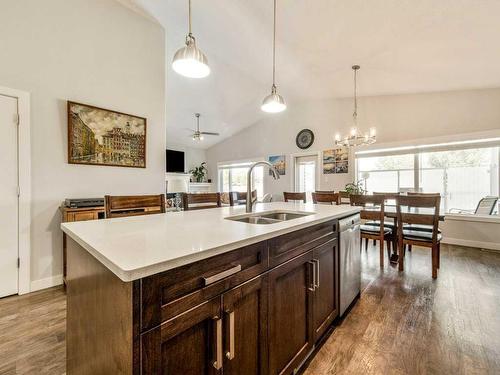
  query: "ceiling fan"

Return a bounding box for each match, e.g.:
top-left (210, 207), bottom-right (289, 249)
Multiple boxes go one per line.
top-left (190, 113), bottom-right (219, 141)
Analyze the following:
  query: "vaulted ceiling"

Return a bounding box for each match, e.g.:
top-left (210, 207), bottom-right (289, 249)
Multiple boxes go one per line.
top-left (119, 0), bottom-right (500, 149)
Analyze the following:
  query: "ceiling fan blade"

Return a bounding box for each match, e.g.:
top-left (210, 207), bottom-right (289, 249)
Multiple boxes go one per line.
top-left (200, 132), bottom-right (220, 136)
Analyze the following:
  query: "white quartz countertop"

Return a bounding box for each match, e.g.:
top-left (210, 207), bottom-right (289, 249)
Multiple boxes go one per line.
top-left (61, 202), bottom-right (360, 282)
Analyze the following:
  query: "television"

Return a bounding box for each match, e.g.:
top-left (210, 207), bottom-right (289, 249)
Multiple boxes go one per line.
top-left (166, 149), bottom-right (185, 173)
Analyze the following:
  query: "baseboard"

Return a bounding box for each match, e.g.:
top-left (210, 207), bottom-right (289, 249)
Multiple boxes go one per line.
top-left (442, 237), bottom-right (500, 252)
top-left (30, 274), bottom-right (63, 292)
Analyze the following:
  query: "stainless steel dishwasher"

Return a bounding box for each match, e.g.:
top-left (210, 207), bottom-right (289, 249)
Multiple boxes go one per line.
top-left (339, 214), bottom-right (361, 317)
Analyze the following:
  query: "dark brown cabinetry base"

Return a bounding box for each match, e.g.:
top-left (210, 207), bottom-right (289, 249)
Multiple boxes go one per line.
top-left (66, 220), bottom-right (340, 375)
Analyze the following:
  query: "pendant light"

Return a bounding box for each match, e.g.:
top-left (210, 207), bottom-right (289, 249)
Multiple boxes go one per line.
top-left (334, 65), bottom-right (376, 147)
top-left (261, 0), bottom-right (286, 113)
top-left (172, 0), bottom-right (210, 78)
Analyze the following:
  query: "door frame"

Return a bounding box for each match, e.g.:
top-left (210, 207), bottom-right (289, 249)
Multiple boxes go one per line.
top-left (290, 151), bottom-right (321, 193)
top-left (0, 86), bottom-right (31, 295)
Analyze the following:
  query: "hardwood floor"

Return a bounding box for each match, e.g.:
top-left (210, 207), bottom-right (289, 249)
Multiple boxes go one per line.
top-left (0, 244), bottom-right (499, 374)
top-left (304, 244), bottom-right (500, 375)
top-left (0, 286), bottom-right (66, 375)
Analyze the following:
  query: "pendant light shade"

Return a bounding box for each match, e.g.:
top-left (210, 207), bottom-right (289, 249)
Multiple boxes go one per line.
top-left (261, 0), bottom-right (286, 113)
top-left (261, 85), bottom-right (286, 113)
top-left (172, 0), bottom-right (210, 78)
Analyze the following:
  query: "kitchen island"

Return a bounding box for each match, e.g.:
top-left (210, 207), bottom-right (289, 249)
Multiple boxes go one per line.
top-left (62, 202), bottom-right (360, 375)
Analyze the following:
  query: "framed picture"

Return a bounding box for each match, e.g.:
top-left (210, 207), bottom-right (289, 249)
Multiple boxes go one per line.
top-left (67, 101), bottom-right (146, 168)
top-left (323, 149), bottom-right (348, 174)
top-left (268, 155), bottom-right (286, 176)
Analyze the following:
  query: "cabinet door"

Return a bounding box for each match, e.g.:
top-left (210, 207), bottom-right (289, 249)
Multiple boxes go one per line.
top-left (222, 274), bottom-right (269, 375)
top-left (268, 251), bottom-right (314, 375)
top-left (141, 297), bottom-right (223, 375)
top-left (312, 238), bottom-right (339, 341)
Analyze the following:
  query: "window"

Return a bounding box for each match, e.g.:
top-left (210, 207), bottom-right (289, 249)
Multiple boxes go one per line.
top-left (294, 155), bottom-right (317, 202)
top-left (218, 162), bottom-right (264, 198)
top-left (419, 148), bottom-right (499, 212)
top-left (356, 140), bottom-right (500, 213)
top-left (357, 154), bottom-right (414, 194)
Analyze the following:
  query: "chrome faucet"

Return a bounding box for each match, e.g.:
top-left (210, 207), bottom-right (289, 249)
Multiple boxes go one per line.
top-left (246, 161), bottom-right (280, 213)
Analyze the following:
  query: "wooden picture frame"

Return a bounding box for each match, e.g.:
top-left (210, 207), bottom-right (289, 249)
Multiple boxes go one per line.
top-left (67, 101), bottom-right (147, 168)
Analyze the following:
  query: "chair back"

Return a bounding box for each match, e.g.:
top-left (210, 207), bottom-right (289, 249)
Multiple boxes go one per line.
top-left (373, 192), bottom-right (400, 206)
top-left (373, 192), bottom-right (400, 200)
top-left (349, 194), bottom-right (385, 223)
top-left (474, 196), bottom-right (498, 215)
top-left (284, 192), bottom-right (306, 203)
top-left (105, 194), bottom-right (165, 218)
top-left (315, 190), bottom-right (335, 194)
top-left (220, 192), bottom-right (235, 206)
top-left (312, 192), bottom-right (340, 205)
top-left (183, 193), bottom-right (221, 211)
top-left (396, 195), bottom-right (440, 241)
top-left (338, 190), bottom-right (351, 205)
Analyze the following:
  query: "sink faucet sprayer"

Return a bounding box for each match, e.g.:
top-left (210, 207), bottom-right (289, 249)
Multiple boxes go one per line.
top-left (246, 161), bottom-right (280, 213)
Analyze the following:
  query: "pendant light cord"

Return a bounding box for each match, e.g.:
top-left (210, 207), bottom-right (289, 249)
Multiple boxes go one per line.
top-left (353, 67), bottom-right (358, 120)
top-left (272, 0), bottom-right (277, 88)
top-left (188, 0), bottom-right (192, 38)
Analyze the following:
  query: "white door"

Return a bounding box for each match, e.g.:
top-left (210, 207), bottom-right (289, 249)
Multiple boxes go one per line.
top-left (0, 94), bottom-right (19, 297)
top-left (294, 155), bottom-right (317, 203)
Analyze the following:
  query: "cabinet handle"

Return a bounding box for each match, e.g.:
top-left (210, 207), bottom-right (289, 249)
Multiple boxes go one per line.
top-left (308, 261), bottom-right (316, 291)
top-left (314, 259), bottom-right (320, 288)
top-left (203, 265), bottom-right (242, 286)
top-left (213, 316), bottom-right (223, 370)
top-left (225, 311), bottom-right (235, 360)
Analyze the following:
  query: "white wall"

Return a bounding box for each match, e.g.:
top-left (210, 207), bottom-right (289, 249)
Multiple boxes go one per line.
top-left (0, 0), bottom-right (166, 289)
top-left (206, 88), bottom-right (500, 200)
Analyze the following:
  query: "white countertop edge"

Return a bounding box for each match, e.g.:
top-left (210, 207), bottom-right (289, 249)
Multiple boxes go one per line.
top-left (62, 207), bottom-right (360, 282)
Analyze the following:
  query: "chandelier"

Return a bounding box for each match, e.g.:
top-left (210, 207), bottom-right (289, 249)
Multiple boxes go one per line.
top-left (335, 65), bottom-right (376, 147)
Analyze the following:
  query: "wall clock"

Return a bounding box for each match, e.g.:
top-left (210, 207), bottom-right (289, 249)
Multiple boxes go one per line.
top-left (296, 129), bottom-right (314, 149)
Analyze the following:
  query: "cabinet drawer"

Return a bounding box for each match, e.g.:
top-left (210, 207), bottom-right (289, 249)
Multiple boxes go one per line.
top-left (140, 241), bottom-right (268, 331)
top-left (268, 220), bottom-right (337, 266)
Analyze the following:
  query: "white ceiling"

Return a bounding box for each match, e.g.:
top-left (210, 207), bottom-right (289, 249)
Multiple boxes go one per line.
top-left (120, 0), bottom-right (500, 149)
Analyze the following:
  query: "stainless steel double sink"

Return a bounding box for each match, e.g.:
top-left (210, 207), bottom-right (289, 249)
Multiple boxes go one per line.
top-left (225, 211), bottom-right (313, 225)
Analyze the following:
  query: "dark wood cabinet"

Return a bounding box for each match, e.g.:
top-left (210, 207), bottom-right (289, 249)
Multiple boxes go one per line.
top-left (312, 238), bottom-right (339, 341)
top-left (67, 219), bottom-right (342, 375)
top-left (268, 251), bottom-right (315, 375)
top-left (141, 297), bottom-right (222, 375)
top-left (222, 275), bottom-right (269, 375)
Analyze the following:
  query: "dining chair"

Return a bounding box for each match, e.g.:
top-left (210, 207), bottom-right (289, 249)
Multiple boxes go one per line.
top-left (182, 193), bottom-right (221, 211)
top-left (338, 190), bottom-right (351, 205)
top-left (234, 190), bottom-right (257, 205)
top-left (220, 192), bottom-right (235, 206)
top-left (396, 195), bottom-right (442, 278)
top-left (284, 192), bottom-right (307, 203)
top-left (105, 194), bottom-right (165, 218)
top-left (312, 192), bottom-right (340, 205)
top-left (401, 193), bottom-right (442, 253)
top-left (368, 192), bottom-right (400, 249)
top-left (350, 194), bottom-right (392, 268)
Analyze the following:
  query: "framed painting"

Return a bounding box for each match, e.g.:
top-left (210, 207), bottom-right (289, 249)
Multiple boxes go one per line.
top-left (67, 101), bottom-right (146, 168)
top-left (268, 155), bottom-right (286, 176)
top-left (323, 148), bottom-right (348, 174)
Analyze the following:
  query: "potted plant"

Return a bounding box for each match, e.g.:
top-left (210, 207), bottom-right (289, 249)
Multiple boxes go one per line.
top-left (190, 162), bottom-right (208, 183)
top-left (344, 181), bottom-right (366, 195)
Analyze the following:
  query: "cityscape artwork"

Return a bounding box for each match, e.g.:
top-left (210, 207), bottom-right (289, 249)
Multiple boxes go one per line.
top-left (67, 101), bottom-right (146, 168)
